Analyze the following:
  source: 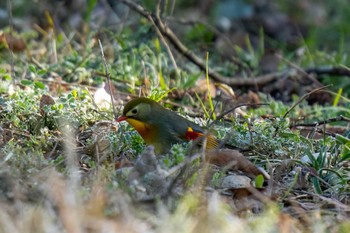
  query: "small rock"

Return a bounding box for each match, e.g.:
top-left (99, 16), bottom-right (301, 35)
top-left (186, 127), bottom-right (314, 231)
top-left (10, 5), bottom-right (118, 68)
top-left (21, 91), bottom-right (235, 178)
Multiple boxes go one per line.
top-left (221, 175), bottom-right (251, 189)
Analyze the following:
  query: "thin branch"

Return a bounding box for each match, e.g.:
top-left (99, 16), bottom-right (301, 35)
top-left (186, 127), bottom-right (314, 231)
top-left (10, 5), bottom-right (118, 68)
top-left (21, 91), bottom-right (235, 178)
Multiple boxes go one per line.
top-left (268, 85), bottom-right (331, 137)
top-left (208, 103), bottom-right (269, 127)
top-left (305, 66), bottom-right (350, 77)
top-left (98, 39), bottom-right (117, 119)
top-left (300, 190), bottom-right (349, 210)
top-left (276, 53), bottom-right (323, 86)
top-left (291, 115), bottom-right (350, 127)
top-left (282, 85), bottom-right (330, 119)
top-left (293, 126), bottom-right (338, 138)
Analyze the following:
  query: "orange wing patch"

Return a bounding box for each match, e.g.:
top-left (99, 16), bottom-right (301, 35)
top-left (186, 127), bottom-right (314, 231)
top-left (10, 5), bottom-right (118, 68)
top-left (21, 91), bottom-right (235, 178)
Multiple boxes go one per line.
top-left (185, 127), bottom-right (204, 141)
top-left (185, 127), bottom-right (219, 150)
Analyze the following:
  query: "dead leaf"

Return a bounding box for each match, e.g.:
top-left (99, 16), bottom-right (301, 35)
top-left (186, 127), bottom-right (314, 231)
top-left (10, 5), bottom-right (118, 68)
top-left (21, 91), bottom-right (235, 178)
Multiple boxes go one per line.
top-left (39, 94), bottom-right (55, 116)
top-left (0, 32), bottom-right (26, 52)
top-left (205, 149), bottom-right (269, 179)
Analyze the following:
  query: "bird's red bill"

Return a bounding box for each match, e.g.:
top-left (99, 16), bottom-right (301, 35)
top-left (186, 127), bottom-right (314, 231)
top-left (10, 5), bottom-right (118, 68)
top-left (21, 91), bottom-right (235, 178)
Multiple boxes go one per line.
top-left (116, 116), bottom-right (127, 122)
top-left (185, 127), bottom-right (203, 140)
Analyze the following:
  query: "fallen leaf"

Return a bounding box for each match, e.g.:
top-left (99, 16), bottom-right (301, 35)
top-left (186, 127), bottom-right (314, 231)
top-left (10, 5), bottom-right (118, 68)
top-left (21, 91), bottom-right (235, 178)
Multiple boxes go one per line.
top-left (39, 94), bottom-right (55, 116)
top-left (205, 149), bottom-right (270, 179)
top-left (0, 32), bottom-right (26, 52)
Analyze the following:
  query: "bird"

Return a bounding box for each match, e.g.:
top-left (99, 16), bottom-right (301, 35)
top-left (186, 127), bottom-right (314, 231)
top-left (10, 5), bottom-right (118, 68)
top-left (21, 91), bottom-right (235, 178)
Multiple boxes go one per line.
top-left (116, 97), bottom-right (219, 154)
top-left (116, 98), bottom-right (270, 180)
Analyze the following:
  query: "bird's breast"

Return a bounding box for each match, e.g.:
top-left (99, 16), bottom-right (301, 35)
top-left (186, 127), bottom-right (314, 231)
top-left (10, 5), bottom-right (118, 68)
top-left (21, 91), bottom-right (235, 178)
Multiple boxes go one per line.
top-left (125, 118), bottom-right (156, 144)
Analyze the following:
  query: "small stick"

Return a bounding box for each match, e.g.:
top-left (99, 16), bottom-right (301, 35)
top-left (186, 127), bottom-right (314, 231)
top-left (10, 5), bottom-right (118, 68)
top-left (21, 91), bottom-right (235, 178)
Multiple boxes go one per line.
top-left (98, 39), bottom-right (117, 119)
top-left (292, 115), bottom-right (350, 127)
top-left (282, 85), bottom-right (330, 119)
top-left (208, 103), bottom-right (269, 127)
top-left (271, 85), bottom-right (330, 137)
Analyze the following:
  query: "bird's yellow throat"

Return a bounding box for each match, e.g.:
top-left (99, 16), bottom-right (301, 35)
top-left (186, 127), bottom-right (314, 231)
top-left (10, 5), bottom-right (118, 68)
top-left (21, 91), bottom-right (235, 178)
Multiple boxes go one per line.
top-left (125, 118), bottom-right (155, 144)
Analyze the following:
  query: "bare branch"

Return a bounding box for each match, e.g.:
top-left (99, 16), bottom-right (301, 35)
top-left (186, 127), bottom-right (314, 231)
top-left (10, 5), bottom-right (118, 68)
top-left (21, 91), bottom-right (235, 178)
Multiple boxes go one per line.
top-left (98, 39), bottom-right (117, 119)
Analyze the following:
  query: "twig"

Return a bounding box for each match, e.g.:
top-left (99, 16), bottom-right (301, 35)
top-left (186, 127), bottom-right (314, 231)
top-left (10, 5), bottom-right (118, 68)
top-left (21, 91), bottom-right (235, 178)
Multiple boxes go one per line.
top-left (269, 85), bottom-right (331, 137)
top-left (305, 66), bottom-right (350, 77)
top-left (291, 115), bottom-right (350, 127)
top-left (276, 53), bottom-right (323, 87)
top-left (48, 140), bottom-right (60, 159)
top-left (98, 39), bottom-right (117, 119)
top-left (282, 85), bottom-right (330, 119)
top-left (208, 103), bottom-right (269, 127)
top-left (292, 126), bottom-right (343, 138)
top-left (299, 190), bottom-right (350, 210)
top-left (3, 128), bottom-right (31, 138)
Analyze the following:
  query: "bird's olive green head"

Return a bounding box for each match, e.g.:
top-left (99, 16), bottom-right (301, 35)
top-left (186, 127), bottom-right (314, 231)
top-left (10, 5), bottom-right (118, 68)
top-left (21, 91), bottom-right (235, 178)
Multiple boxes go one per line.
top-left (121, 97), bottom-right (159, 122)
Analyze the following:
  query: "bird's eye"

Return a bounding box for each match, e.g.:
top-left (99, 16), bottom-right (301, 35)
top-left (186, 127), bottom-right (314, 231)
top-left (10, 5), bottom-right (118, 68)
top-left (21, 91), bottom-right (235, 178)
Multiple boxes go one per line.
top-left (131, 108), bottom-right (138, 114)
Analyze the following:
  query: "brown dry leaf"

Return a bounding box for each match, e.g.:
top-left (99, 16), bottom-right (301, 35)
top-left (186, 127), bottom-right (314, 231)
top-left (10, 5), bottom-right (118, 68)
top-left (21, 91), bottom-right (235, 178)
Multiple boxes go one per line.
top-left (0, 32), bottom-right (26, 52)
top-left (205, 149), bottom-right (269, 179)
top-left (39, 94), bottom-right (55, 116)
